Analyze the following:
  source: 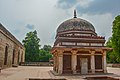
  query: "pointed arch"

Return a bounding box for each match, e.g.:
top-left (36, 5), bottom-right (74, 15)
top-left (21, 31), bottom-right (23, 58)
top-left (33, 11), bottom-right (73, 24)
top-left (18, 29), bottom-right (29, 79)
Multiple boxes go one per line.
top-left (12, 49), bottom-right (15, 64)
top-left (4, 46), bottom-right (8, 65)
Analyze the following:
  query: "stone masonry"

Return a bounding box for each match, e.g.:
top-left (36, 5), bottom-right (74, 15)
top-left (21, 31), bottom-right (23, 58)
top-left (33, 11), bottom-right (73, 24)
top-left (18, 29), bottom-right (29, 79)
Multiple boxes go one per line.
top-left (0, 23), bottom-right (25, 69)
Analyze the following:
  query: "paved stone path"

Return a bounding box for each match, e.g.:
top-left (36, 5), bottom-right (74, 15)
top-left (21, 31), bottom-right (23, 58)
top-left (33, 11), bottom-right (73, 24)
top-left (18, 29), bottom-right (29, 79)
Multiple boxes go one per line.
top-left (0, 66), bottom-right (120, 80)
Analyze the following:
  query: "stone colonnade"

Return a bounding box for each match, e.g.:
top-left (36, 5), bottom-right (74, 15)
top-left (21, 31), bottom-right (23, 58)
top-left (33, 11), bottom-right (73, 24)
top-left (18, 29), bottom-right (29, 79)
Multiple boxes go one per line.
top-left (53, 48), bottom-right (107, 75)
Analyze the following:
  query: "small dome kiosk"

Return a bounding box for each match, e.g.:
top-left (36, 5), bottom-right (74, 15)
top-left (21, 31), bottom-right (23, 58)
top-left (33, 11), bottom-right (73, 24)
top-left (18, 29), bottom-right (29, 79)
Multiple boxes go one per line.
top-left (51, 10), bottom-right (111, 75)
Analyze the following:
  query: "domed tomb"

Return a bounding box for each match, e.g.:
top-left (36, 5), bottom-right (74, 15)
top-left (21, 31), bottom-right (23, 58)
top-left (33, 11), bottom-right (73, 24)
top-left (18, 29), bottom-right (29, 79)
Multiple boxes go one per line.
top-left (57, 18), bottom-right (95, 33)
top-left (51, 10), bottom-right (111, 75)
top-left (54, 10), bottom-right (104, 47)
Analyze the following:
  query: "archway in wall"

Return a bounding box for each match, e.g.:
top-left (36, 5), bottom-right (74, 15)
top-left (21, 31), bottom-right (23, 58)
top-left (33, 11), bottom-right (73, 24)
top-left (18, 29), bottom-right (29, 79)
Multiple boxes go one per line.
top-left (21, 52), bottom-right (23, 62)
top-left (95, 55), bottom-right (102, 72)
top-left (17, 50), bottom-right (20, 64)
top-left (4, 46), bottom-right (8, 65)
top-left (63, 54), bottom-right (72, 74)
top-left (12, 49), bottom-right (15, 64)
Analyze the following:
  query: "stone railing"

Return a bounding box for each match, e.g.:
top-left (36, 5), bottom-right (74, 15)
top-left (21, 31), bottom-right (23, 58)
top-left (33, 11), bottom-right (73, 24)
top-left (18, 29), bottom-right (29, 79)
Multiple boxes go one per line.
top-left (20, 62), bottom-right (53, 66)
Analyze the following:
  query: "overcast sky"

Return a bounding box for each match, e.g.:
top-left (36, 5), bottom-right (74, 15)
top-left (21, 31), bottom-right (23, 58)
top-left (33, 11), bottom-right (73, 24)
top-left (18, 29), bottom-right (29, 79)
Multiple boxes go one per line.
top-left (0, 0), bottom-right (120, 47)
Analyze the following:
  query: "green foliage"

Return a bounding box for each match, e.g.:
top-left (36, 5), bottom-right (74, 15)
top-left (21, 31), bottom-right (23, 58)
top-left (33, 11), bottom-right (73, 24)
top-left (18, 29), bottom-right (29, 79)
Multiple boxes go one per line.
top-left (39, 49), bottom-right (52, 62)
top-left (22, 31), bottom-right (52, 62)
top-left (39, 45), bottom-right (52, 62)
top-left (106, 15), bottom-right (120, 63)
top-left (112, 15), bottom-right (120, 62)
top-left (22, 30), bottom-right (40, 62)
top-left (106, 37), bottom-right (112, 48)
top-left (41, 45), bottom-right (52, 52)
top-left (106, 37), bottom-right (117, 63)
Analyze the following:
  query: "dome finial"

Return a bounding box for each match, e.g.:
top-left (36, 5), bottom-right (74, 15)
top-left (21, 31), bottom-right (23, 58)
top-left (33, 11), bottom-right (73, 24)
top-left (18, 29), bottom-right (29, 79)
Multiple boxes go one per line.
top-left (74, 9), bottom-right (77, 18)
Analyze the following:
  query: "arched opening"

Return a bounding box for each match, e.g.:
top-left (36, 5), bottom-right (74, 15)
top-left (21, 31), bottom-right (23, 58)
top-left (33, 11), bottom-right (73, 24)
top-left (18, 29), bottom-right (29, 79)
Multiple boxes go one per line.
top-left (4, 46), bottom-right (8, 65)
top-left (17, 50), bottom-right (20, 64)
top-left (21, 52), bottom-right (23, 62)
top-left (12, 49), bottom-right (15, 64)
top-left (95, 55), bottom-right (102, 69)
top-left (63, 55), bottom-right (72, 74)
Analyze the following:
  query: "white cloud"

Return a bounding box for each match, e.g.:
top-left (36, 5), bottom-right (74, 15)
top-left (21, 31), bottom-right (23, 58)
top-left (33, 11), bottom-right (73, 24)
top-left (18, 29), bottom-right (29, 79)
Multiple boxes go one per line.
top-left (0, 0), bottom-right (58, 46)
top-left (0, 0), bottom-right (118, 47)
top-left (81, 13), bottom-right (113, 40)
top-left (77, 0), bottom-right (94, 8)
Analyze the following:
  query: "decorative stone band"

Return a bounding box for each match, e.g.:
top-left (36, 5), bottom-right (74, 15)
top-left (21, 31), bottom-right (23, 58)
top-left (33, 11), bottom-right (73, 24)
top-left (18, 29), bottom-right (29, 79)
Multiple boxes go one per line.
top-left (51, 47), bottom-right (112, 54)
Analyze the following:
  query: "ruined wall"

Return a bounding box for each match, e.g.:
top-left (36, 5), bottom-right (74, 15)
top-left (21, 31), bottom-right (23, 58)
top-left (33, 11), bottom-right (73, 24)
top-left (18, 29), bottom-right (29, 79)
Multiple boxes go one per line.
top-left (0, 24), bottom-right (25, 69)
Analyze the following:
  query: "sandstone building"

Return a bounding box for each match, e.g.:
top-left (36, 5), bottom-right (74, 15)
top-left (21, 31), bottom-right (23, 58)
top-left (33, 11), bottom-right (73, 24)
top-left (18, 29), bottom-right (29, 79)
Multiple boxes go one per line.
top-left (51, 10), bottom-right (111, 74)
top-left (0, 23), bottom-right (25, 69)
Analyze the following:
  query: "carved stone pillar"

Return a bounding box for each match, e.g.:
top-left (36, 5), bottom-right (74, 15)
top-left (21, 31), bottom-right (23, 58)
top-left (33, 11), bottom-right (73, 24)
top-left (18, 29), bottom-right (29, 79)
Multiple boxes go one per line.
top-left (22, 50), bottom-right (25, 62)
top-left (102, 50), bottom-right (107, 73)
top-left (58, 51), bottom-right (63, 74)
top-left (53, 55), bottom-right (56, 71)
top-left (91, 51), bottom-right (95, 74)
top-left (71, 51), bottom-right (77, 74)
top-left (54, 54), bottom-right (57, 72)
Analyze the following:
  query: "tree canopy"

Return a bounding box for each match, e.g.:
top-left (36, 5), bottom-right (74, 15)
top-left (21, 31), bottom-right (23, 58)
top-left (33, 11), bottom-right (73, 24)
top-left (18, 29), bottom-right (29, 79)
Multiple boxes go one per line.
top-left (106, 15), bottom-right (120, 63)
top-left (22, 30), bottom-right (52, 62)
top-left (22, 30), bottom-right (40, 62)
top-left (112, 15), bottom-right (120, 62)
top-left (106, 37), bottom-right (117, 63)
top-left (41, 45), bottom-right (52, 51)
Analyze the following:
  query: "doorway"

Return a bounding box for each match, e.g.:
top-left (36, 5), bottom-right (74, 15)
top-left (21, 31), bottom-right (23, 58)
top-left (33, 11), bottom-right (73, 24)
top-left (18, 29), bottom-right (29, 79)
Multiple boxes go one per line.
top-left (63, 55), bottom-right (72, 74)
top-left (80, 58), bottom-right (88, 74)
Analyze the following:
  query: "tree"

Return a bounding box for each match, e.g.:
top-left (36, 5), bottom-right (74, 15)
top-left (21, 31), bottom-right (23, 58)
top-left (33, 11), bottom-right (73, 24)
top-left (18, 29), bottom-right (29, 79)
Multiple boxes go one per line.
top-left (106, 15), bottom-right (120, 63)
top-left (106, 37), bottom-right (117, 63)
top-left (112, 15), bottom-right (120, 62)
top-left (106, 37), bottom-right (112, 48)
top-left (39, 49), bottom-right (52, 62)
top-left (22, 30), bottom-right (40, 62)
top-left (42, 45), bottom-right (52, 51)
top-left (39, 45), bottom-right (52, 62)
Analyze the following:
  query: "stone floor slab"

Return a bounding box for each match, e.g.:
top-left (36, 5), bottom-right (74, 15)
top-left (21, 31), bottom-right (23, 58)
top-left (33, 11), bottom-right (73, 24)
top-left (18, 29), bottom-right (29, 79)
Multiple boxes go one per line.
top-left (0, 66), bottom-right (120, 80)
